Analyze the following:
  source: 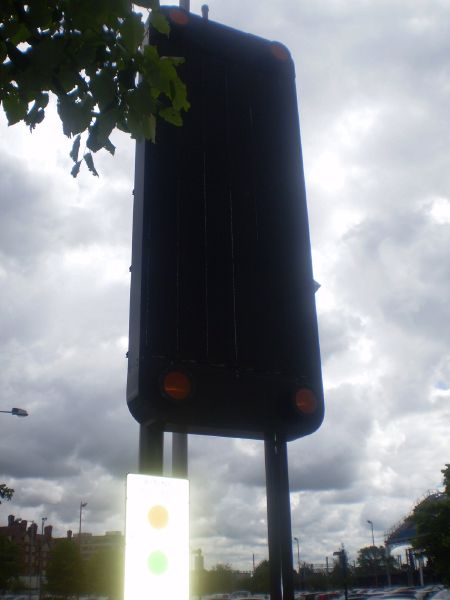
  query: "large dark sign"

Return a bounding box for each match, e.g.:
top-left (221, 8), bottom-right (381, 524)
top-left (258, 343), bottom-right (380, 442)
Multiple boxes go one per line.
top-left (127, 7), bottom-right (324, 441)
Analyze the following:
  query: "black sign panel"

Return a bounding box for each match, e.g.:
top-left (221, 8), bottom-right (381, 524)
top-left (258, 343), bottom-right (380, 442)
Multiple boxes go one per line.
top-left (127, 7), bottom-right (324, 441)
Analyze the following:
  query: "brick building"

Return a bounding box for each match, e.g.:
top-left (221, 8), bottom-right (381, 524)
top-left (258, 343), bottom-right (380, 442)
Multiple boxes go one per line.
top-left (0, 515), bottom-right (124, 586)
top-left (0, 514), bottom-right (52, 581)
top-left (73, 530), bottom-right (124, 561)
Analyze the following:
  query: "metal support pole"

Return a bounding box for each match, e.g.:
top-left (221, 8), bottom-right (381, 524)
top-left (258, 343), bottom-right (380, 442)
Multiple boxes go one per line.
top-left (265, 433), bottom-right (295, 600)
top-left (172, 432), bottom-right (188, 478)
top-left (342, 552), bottom-right (348, 600)
top-left (139, 423), bottom-right (164, 475)
top-left (385, 545), bottom-right (392, 587)
top-left (169, 0), bottom-right (191, 483)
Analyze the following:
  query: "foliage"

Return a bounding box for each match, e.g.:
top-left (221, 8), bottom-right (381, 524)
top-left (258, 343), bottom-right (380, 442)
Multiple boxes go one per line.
top-left (0, 0), bottom-right (190, 176)
top-left (412, 465), bottom-right (450, 584)
top-left (206, 563), bottom-right (237, 593)
top-left (192, 562), bottom-right (236, 597)
top-left (46, 539), bottom-right (84, 597)
top-left (356, 545), bottom-right (393, 571)
top-left (442, 463), bottom-right (450, 494)
top-left (85, 545), bottom-right (124, 599)
top-left (0, 535), bottom-right (21, 591)
top-left (329, 550), bottom-right (353, 590)
top-left (0, 484), bottom-right (14, 503)
top-left (250, 559), bottom-right (270, 593)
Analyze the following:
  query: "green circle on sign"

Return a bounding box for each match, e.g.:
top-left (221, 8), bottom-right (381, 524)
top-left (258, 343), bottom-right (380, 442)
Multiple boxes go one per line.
top-left (148, 550), bottom-right (168, 575)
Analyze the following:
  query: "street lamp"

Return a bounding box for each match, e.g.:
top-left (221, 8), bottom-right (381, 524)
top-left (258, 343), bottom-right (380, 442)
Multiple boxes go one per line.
top-left (367, 520), bottom-right (378, 588)
top-left (367, 520), bottom-right (375, 546)
top-left (38, 517), bottom-right (47, 600)
top-left (0, 407), bottom-right (29, 417)
top-left (293, 537), bottom-right (302, 591)
top-left (293, 537), bottom-right (300, 572)
top-left (78, 501), bottom-right (87, 541)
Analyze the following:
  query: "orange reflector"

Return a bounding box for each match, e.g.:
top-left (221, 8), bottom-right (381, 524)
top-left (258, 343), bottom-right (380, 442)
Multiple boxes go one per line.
top-left (162, 370), bottom-right (192, 400)
top-left (294, 388), bottom-right (317, 414)
top-left (168, 8), bottom-right (190, 26)
top-left (270, 42), bottom-right (291, 61)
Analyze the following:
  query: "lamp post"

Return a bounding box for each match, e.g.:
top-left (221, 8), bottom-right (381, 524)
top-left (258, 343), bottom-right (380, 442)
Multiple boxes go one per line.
top-left (38, 517), bottom-right (47, 600)
top-left (367, 520), bottom-right (378, 587)
top-left (367, 520), bottom-right (375, 546)
top-left (293, 537), bottom-right (301, 588)
top-left (78, 501), bottom-right (87, 541)
top-left (0, 407), bottom-right (28, 417)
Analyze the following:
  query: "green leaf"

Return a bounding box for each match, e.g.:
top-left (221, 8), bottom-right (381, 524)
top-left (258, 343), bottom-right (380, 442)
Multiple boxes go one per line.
top-left (27, 0), bottom-right (53, 29)
top-left (71, 160), bottom-right (82, 178)
top-left (70, 135), bottom-right (82, 163)
top-left (126, 109), bottom-right (143, 140)
top-left (127, 82), bottom-right (156, 116)
top-left (104, 139), bottom-right (116, 155)
top-left (169, 74), bottom-right (190, 111)
top-left (3, 92), bottom-right (28, 125)
top-left (0, 40), bottom-right (7, 64)
top-left (90, 69), bottom-right (117, 111)
top-left (86, 109), bottom-right (118, 153)
top-left (5, 21), bottom-right (31, 45)
top-left (57, 95), bottom-right (95, 137)
top-left (159, 106), bottom-right (182, 126)
top-left (84, 152), bottom-right (99, 177)
top-left (150, 10), bottom-right (170, 36)
top-left (25, 106), bottom-right (45, 130)
top-left (142, 113), bottom-right (156, 142)
top-left (120, 13), bottom-right (145, 55)
top-left (133, 0), bottom-right (159, 8)
top-left (35, 93), bottom-right (49, 110)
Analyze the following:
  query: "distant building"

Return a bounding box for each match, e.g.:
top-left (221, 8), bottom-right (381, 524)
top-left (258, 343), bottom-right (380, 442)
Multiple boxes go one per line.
top-left (72, 530), bottom-right (124, 561)
top-left (0, 515), bottom-right (124, 582)
top-left (0, 514), bottom-right (52, 580)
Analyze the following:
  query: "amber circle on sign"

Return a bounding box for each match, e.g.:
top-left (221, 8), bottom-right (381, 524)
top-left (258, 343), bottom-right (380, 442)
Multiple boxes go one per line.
top-left (148, 504), bottom-right (169, 529)
top-left (270, 42), bottom-right (291, 61)
top-left (168, 8), bottom-right (190, 26)
top-left (162, 370), bottom-right (192, 400)
top-left (294, 388), bottom-right (317, 414)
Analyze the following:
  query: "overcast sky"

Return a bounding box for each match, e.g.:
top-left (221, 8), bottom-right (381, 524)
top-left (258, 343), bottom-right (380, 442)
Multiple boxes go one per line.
top-left (1, 0), bottom-right (450, 573)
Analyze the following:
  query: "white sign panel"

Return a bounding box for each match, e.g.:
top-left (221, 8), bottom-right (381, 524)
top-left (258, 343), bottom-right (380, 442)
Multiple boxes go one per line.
top-left (124, 474), bottom-right (189, 600)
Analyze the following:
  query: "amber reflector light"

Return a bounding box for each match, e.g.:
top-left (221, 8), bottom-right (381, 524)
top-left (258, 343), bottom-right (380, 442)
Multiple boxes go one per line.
top-left (294, 388), bottom-right (317, 414)
top-left (162, 371), bottom-right (192, 400)
top-left (168, 8), bottom-right (190, 26)
top-left (270, 42), bottom-right (291, 61)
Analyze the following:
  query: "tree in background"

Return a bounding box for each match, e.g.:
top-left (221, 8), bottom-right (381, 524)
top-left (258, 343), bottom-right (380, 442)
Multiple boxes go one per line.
top-left (205, 563), bottom-right (237, 594)
top-left (249, 560), bottom-right (270, 593)
top-left (0, 535), bottom-right (21, 591)
top-left (46, 539), bottom-right (84, 598)
top-left (412, 464), bottom-right (450, 584)
top-left (329, 550), bottom-right (353, 592)
top-left (85, 545), bottom-right (124, 600)
top-left (0, 484), bottom-right (14, 503)
top-left (356, 545), bottom-right (386, 571)
top-left (1, 0), bottom-right (189, 176)
top-left (355, 545), bottom-right (396, 587)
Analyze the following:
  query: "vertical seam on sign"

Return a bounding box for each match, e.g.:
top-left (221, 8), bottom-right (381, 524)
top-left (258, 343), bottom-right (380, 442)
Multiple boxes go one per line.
top-left (225, 71), bottom-right (239, 363)
top-left (202, 58), bottom-right (209, 358)
top-left (248, 104), bottom-right (259, 242)
top-left (176, 146), bottom-right (181, 356)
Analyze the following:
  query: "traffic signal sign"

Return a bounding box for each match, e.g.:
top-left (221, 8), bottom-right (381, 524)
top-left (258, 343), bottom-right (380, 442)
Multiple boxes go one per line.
top-left (124, 474), bottom-right (189, 600)
top-left (127, 7), bottom-right (324, 441)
